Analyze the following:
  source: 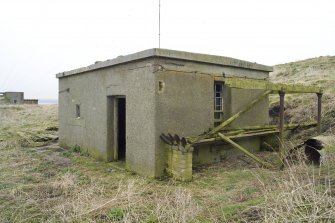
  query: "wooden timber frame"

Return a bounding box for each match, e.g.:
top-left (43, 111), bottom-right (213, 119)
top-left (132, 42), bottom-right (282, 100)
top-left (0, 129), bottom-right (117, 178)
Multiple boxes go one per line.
top-left (160, 77), bottom-right (323, 169)
top-left (189, 77), bottom-right (323, 167)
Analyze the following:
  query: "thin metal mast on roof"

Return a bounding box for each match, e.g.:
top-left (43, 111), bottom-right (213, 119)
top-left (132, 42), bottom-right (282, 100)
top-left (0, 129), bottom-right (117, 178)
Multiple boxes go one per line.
top-left (159, 0), bottom-right (161, 48)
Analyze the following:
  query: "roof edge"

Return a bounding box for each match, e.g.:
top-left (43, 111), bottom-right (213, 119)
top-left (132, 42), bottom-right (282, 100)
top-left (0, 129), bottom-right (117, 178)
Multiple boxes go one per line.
top-left (56, 48), bottom-right (273, 78)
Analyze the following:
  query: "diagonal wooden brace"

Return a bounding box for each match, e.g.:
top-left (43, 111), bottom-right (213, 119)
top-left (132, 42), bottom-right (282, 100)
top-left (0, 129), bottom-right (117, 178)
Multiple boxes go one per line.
top-left (192, 90), bottom-right (271, 143)
top-left (218, 133), bottom-right (273, 168)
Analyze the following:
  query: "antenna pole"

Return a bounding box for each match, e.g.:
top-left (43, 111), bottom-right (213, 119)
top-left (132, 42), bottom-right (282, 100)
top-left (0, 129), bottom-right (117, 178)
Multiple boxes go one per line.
top-left (159, 0), bottom-right (161, 48)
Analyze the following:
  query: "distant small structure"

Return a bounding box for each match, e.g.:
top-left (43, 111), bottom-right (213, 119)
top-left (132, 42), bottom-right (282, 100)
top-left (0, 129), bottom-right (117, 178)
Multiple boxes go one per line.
top-left (23, 99), bottom-right (39, 104)
top-left (0, 92), bottom-right (38, 104)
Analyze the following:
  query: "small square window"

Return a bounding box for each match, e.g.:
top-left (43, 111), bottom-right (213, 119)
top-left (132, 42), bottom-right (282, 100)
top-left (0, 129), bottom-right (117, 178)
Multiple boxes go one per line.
top-left (76, 104), bottom-right (81, 118)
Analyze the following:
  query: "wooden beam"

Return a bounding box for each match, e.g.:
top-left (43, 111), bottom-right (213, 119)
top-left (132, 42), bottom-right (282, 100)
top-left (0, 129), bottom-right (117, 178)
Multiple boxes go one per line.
top-left (217, 133), bottom-right (273, 168)
top-left (188, 122), bottom-right (317, 145)
top-left (223, 77), bottom-right (322, 93)
top-left (192, 90), bottom-right (271, 143)
top-left (193, 130), bottom-right (279, 146)
top-left (224, 122), bottom-right (317, 131)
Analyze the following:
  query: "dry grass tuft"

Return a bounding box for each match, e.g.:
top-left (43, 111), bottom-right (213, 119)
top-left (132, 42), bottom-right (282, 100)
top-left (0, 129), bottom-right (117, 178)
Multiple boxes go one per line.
top-left (246, 142), bottom-right (335, 223)
top-left (89, 181), bottom-right (200, 223)
top-left (0, 105), bottom-right (201, 222)
top-left (145, 187), bottom-right (199, 223)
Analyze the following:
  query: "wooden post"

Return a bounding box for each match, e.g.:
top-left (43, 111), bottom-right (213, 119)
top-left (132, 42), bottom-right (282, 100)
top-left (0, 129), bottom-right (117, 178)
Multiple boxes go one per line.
top-left (279, 90), bottom-right (285, 148)
top-left (317, 92), bottom-right (322, 134)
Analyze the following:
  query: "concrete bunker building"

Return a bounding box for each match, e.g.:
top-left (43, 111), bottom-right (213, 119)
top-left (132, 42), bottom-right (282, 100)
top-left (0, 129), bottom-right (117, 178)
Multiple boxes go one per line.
top-left (57, 49), bottom-right (321, 179)
top-left (0, 92), bottom-right (24, 104)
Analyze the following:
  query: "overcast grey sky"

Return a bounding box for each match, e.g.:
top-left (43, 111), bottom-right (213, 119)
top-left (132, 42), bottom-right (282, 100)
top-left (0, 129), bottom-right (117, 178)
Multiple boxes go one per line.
top-left (0, 0), bottom-right (334, 99)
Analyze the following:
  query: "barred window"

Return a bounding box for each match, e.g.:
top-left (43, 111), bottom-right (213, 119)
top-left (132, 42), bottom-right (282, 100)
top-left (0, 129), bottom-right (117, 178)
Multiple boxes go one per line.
top-left (214, 82), bottom-right (223, 126)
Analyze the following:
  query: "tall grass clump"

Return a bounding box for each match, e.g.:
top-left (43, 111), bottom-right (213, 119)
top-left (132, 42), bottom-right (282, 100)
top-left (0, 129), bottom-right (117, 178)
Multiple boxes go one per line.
top-left (250, 142), bottom-right (335, 223)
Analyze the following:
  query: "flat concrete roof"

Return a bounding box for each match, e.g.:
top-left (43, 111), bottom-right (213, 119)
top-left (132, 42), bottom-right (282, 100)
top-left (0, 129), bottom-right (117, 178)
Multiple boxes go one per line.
top-left (56, 48), bottom-right (273, 78)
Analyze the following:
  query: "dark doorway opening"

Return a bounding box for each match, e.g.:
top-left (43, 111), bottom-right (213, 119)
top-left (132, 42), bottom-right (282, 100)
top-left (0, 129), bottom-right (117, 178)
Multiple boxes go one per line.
top-left (117, 98), bottom-right (126, 160)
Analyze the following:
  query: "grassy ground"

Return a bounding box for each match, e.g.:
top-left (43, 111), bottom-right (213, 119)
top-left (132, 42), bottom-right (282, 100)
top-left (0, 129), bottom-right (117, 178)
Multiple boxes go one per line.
top-left (0, 105), bottom-right (271, 222)
top-left (1, 56), bottom-right (335, 222)
top-left (0, 104), bottom-right (334, 222)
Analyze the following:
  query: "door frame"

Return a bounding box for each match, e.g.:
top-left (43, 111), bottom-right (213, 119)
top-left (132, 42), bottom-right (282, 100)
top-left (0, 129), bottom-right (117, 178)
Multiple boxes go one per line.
top-left (113, 96), bottom-right (126, 161)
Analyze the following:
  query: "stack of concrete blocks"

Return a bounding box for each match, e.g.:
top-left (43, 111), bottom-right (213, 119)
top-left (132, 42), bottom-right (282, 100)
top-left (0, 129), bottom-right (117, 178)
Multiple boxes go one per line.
top-left (24, 99), bottom-right (38, 104)
top-left (166, 145), bottom-right (193, 181)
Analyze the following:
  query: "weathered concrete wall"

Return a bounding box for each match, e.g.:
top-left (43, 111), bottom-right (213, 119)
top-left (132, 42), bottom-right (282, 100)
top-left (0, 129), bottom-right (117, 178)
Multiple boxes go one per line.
top-left (106, 61), bottom-right (156, 177)
top-left (192, 137), bottom-right (261, 165)
top-left (59, 71), bottom-right (108, 161)
top-left (154, 61), bottom-right (214, 176)
top-left (226, 87), bottom-right (269, 128)
top-left (59, 60), bottom-right (157, 177)
top-left (153, 57), bottom-right (269, 171)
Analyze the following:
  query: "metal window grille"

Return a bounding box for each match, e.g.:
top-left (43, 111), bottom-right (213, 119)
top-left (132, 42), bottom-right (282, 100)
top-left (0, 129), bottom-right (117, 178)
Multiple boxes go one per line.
top-left (214, 82), bottom-right (223, 126)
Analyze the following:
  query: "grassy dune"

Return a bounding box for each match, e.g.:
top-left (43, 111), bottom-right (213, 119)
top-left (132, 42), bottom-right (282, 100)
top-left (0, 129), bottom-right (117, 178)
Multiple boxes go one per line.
top-left (270, 56), bottom-right (335, 140)
top-left (1, 56), bottom-right (335, 222)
